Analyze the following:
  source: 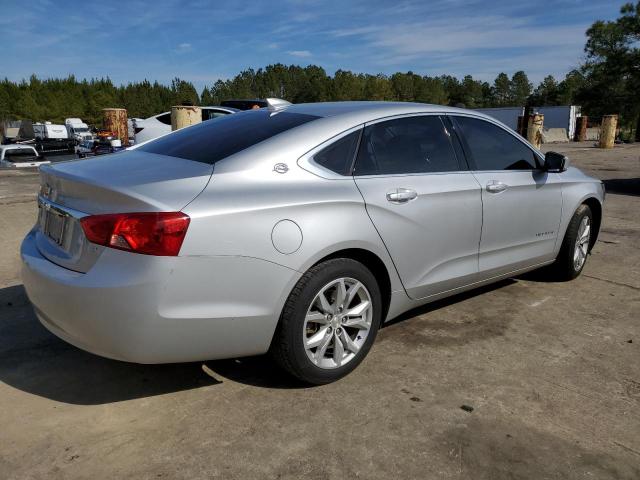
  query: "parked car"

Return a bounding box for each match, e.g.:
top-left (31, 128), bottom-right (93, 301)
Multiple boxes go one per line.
top-left (133, 99), bottom-right (291, 144)
top-left (75, 139), bottom-right (96, 157)
top-left (21, 102), bottom-right (604, 384)
top-left (133, 106), bottom-right (239, 144)
top-left (94, 139), bottom-right (126, 156)
top-left (77, 138), bottom-right (125, 158)
top-left (220, 98), bottom-right (291, 110)
top-left (0, 144), bottom-right (50, 168)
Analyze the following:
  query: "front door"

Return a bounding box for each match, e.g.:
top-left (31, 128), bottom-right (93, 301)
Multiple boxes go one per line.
top-left (451, 115), bottom-right (563, 276)
top-left (353, 114), bottom-right (482, 300)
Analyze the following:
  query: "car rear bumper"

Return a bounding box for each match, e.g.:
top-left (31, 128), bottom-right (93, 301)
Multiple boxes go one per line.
top-left (21, 228), bottom-right (299, 363)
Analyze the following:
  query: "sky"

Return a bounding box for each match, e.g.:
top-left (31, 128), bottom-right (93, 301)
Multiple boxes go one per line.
top-left (0, 0), bottom-right (623, 91)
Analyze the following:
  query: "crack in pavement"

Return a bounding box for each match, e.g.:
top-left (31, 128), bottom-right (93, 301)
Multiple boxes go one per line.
top-left (584, 274), bottom-right (640, 292)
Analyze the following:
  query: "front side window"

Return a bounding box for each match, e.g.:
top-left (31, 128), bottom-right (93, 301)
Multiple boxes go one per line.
top-left (454, 116), bottom-right (539, 170)
top-left (354, 116), bottom-right (460, 176)
top-left (140, 110), bottom-right (320, 164)
top-left (312, 130), bottom-right (361, 175)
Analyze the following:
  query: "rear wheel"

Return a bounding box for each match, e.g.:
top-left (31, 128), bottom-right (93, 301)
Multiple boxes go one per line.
top-left (271, 258), bottom-right (382, 384)
top-left (550, 204), bottom-right (593, 281)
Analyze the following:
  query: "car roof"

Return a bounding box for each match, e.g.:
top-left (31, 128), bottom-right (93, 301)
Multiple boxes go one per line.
top-left (279, 101), bottom-right (493, 123)
top-left (264, 101), bottom-right (504, 148)
top-left (206, 102), bottom-right (507, 174)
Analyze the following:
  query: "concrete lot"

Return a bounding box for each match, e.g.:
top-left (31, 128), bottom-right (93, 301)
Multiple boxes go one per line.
top-left (0, 143), bottom-right (638, 479)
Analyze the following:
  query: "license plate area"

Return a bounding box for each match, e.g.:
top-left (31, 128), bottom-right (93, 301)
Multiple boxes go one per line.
top-left (38, 201), bottom-right (70, 248)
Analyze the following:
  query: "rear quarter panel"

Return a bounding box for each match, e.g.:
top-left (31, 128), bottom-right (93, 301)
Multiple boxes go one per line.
top-left (181, 161), bottom-right (403, 292)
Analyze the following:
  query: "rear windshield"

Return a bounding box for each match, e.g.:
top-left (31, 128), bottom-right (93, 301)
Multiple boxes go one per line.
top-left (139, 110), bottom-right (319, 164)
top-left (5, 149), bottom-right (38, 162)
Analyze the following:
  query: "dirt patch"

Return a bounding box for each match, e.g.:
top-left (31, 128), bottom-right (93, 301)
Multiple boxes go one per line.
top-left (439, 418), bottom-right (640, 480)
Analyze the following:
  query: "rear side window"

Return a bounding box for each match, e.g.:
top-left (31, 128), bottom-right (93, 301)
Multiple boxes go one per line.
top-left (312, 131), bottom-right (361, 175)
top-left (454, 116), bottom-right (539, 170)
top-left (5, 149), bottom-right (38, 162)
top-left (156, 113), bottom-right (172, 125)
top-left (140, 110), bottom-right (319, 164)
top-left (354, 116), bottom-right (460, 175)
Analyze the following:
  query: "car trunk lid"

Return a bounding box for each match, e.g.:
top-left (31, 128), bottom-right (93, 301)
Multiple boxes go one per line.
top-left (36, 150), bottom-right (212, 272)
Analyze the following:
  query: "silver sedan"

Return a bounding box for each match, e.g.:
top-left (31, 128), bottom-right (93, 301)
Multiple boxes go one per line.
top-left (21, 102), bottom-right (604, 384)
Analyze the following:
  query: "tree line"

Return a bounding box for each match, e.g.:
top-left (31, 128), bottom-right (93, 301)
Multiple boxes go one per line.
top-left (1, 2), bottom-right (637, 137)
top-left (0, 69), bottom-right (586, 125)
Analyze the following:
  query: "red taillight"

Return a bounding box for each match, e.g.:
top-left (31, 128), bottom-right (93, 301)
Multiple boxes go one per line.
top-left (80, 212), bottom-right (190, 256)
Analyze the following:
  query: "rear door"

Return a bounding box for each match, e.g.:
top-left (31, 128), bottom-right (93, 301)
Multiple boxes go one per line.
top-left (450, 115), bottom-right (562, 276)
top-left (353, 114), bottom-right (482, 300)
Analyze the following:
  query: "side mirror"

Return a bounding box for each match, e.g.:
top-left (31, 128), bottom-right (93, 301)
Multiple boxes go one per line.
top-left (544, 151), bottom-right (567, 172)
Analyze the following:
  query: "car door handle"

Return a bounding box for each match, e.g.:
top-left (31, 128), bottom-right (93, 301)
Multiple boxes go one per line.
top-left (486, 181), bottom-right (508, 193)
top-left (386, 188), bottom-right (418, 204)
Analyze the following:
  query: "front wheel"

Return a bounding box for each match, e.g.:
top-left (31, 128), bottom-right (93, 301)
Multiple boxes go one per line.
top-left (270, 258), bottom-right (382, 385)
top-left (550, 204), bottom-right (593, 281)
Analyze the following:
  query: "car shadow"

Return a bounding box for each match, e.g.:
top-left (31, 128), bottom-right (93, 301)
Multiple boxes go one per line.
top-left (203, 357), bottom-right (310, 390)
top-left (0, 284), bottom-right (223, 405)
top-left (602, 178), bottom-right (640, 197)
top-left (204, 282), bottom-right (517, 385)
top-left (514, 266), bottom-right (568, 283)
top-left (382, 279), bottom-right (516, 328)
top-left (0, 278), bottom-right (520, 403)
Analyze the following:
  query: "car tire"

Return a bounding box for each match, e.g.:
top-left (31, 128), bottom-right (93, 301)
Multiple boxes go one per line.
top-left (270, 258), bottom-right (382, 385)
top-left (550, 204), bottom-right (593, 281)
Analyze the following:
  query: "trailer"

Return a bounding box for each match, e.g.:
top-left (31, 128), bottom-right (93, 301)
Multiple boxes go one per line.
top-left (475, 105), bottom-right (581, 142)
top-left (17, 121), bottom-right (76, 155)
top-left (33, 122), bottom-right (69, 140)
top-left (474, 107), bottom-right (524, 131)
top-left (536, 106), bottom-right (581, 141)
top-left (0, 120), bottom-right (23, 143)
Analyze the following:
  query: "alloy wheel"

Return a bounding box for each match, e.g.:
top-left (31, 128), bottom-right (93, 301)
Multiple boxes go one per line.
top-left (303, 277), bottom-right (373, 369)
top-left (573, 216), bottom-right (591, 271)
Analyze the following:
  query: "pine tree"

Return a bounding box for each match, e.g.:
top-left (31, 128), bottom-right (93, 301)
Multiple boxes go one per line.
top-left (492, 73), bottom-right (512, 106)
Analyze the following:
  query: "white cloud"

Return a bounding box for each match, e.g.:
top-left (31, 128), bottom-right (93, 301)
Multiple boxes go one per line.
top-left (175, 42), bottom-right (192, 52)
top-left (287, 50), bottom-right (312, 57)
top-left (333, 15), bottom-right (586, 56)
top-left (326, 13), bottom-right (591, 82)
